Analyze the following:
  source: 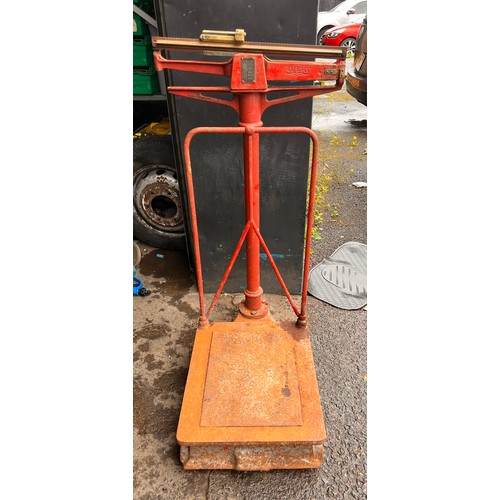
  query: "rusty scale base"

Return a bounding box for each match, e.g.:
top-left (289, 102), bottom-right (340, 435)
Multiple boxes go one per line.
top-left (177, 313), bottom-right (325, 470)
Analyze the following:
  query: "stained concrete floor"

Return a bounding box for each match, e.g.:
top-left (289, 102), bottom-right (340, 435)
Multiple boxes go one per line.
top-left (134, 83), bottom-right (367, 499)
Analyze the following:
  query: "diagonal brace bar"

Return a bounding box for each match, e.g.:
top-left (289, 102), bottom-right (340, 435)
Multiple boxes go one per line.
top-left (206, 220), bottom-right (253, 318)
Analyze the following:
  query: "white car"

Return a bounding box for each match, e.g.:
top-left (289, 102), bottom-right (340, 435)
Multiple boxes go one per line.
top-left (317, 0), bottom-right (367, 43)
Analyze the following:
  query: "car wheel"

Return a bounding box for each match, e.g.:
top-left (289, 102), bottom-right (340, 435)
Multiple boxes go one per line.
top-left (340, 37), bottom-right (357, 56)
top-left (317, 27), bottom-right (332, 44)
top-left (133, 134), bottom-right (186, 250)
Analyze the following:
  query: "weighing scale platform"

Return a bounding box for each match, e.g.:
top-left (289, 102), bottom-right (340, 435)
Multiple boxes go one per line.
top-left (177, 316), bottom-right (326, 470)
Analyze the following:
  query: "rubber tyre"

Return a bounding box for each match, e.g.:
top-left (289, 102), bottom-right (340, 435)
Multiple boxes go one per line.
top-left (133, 134), bottom-right (186, 250)
top-left (317, 27), bottom-right (332, 44)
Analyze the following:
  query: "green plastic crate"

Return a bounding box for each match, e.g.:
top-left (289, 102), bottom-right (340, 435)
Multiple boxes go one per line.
top-left (133, 37), bottom-right (154, 67)
top-left (133, 68), bottom-right (160, 95)
top-left (133, 12), bottom-right (149, 36)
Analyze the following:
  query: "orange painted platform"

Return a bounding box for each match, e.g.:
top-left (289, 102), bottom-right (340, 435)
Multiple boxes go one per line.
top-left (177, 316), bottom-right (326, 470)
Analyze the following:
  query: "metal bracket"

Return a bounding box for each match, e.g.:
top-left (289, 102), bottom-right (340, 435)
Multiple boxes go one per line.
top-left (199, 29), bottom-right (246, 43)
top-left (133, 4), bottom-right (157, 29)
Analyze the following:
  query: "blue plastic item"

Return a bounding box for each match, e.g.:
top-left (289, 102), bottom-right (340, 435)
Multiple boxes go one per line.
top-left (134, 276), bottom-right (151, 296)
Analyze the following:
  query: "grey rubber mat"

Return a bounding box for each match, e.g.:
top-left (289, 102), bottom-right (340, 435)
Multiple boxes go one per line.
top-left (308, 241), bottom-right (367, 310)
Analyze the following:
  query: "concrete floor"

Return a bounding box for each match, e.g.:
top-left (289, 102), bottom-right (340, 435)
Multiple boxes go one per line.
top-left (134, 83), bottom-right (367, 499)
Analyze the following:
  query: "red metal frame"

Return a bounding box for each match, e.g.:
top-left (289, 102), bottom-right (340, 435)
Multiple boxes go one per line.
top-left (155, 51), bottom-right (345, 327)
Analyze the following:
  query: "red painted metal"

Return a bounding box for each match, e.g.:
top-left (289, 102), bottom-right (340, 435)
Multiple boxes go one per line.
top-left (183, 124), bottom-right (319, 325)
top-left (183, 126), bottom-right (245, 327)
top-left (156, 49), bottom-right (345, 326)
top-left (154, 51), bottom-right (344, 87)
top-left (206, 220), bottom-right (252, 318)
top-left (253, 126), bottom-right (320, 323)
top-left (239, 92), bottom-right (266, 317)
top-left (248, 219), bottom-right (300, 317)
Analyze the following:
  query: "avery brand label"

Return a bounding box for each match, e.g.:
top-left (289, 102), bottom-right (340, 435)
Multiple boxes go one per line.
top-left (284, 65), bottom-right (309, 76)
